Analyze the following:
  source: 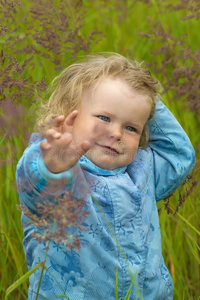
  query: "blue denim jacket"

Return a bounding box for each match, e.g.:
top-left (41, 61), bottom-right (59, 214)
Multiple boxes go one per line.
top-left (16, 100), bottom-right (195, 300)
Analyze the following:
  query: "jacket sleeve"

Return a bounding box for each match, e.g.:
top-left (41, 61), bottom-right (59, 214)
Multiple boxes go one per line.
top-left (148, 99), bottom-right (196, 201)
top-left (16, 133), bottom-right (80, 212)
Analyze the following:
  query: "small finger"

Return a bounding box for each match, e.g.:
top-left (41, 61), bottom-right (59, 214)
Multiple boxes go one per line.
top-left (40, 140), bottom-right (51, 150)
top-left (46, 128), bottom-right (61, 141)
top-left (51, 115), bottom-right (65, 129)
top-left (63, 110), bottom-right (78, 128)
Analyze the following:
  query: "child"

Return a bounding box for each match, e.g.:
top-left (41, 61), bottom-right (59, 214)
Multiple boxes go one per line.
top-left (16, 54), bottom-right (196, 300)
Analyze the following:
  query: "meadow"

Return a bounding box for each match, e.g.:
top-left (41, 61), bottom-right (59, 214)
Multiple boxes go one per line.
top-left (0, 0), bottom-right (199, 299)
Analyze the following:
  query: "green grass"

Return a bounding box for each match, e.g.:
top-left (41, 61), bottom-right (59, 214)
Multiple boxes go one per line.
top-left (0, 0), bottom-right (199, 299)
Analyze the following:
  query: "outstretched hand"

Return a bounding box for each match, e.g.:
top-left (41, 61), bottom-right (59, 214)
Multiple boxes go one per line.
top-left (40, 111), bottom-right (90, 173)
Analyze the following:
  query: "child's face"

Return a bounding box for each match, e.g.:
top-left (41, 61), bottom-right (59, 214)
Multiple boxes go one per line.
top-left (72, 77), bottom-right (152, 170)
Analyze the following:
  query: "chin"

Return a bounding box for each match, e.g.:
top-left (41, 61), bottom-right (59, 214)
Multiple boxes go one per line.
top-left (86, 152), bottom-right (124, 170)
top-left (94, 160), bottom-right (120, 170)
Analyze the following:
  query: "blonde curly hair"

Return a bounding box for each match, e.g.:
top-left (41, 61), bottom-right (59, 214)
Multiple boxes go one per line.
top-left (36, 53), bottom-right (160, 147)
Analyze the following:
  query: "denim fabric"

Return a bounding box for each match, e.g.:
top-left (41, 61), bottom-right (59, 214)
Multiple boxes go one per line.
top-left (16, 100), bottom-right (195, 300)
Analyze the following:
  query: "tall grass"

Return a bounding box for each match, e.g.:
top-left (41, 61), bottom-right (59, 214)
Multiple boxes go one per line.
top-left (0, 0), bottom-right (199, 299)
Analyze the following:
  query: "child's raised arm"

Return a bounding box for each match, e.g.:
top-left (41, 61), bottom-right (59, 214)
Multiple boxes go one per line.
top-left (148, 99), bottom-right (196, 201)
top-left (16, 111), bottom-right (90, 212)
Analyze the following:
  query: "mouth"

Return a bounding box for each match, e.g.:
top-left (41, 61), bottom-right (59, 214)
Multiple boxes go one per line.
top-left (98, 144), bottom-right (120, 154)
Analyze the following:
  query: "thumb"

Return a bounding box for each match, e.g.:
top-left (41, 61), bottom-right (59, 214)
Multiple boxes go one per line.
top-left (75, 140), bottom-right (91, 159)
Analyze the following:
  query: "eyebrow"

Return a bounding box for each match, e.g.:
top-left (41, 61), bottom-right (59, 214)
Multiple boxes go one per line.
top-left (97, 111), bottom-right (115, 118)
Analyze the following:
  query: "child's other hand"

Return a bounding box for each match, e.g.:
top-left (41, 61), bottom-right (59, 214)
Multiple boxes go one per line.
top-left (40, 111), bottom-right (90, 173)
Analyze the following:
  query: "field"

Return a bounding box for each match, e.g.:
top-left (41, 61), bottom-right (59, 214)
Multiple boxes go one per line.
top-left (0, 0), bottom-right (199, 299)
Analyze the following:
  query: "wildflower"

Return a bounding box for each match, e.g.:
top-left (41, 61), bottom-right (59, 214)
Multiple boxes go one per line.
top-left (18, 191), bottom-right (90, 250)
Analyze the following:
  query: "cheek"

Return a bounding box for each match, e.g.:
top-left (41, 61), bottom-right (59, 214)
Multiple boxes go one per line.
top-left (73, 122), bottom-right (106, 144)
top-left (125, 136), bottom-right (140, 150)
top-left (72, 120), bottom-right (86, 143)
top-left (125, 149), bottom-right (137, 162)
top-left (91, 123), bottom-right (106, 137)
top-left (123, 139), bottom-right (140, 162)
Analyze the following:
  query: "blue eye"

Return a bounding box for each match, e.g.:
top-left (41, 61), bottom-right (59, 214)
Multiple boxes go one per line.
top-left (125, 126), bottom-right (136, 132)
top-left (98, 116), bottom-right (110, 122)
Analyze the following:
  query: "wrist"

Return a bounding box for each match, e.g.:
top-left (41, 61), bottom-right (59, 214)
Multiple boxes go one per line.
top-left (38, 152), bottom-right (79, 182)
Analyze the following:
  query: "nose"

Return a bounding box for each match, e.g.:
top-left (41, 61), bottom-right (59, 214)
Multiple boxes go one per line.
top-left (110, 124), bottom-right (122, 140)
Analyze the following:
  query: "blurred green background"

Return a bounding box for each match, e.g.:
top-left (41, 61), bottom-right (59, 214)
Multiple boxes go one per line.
top-left (0, 0), bottom-right (199, 299)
